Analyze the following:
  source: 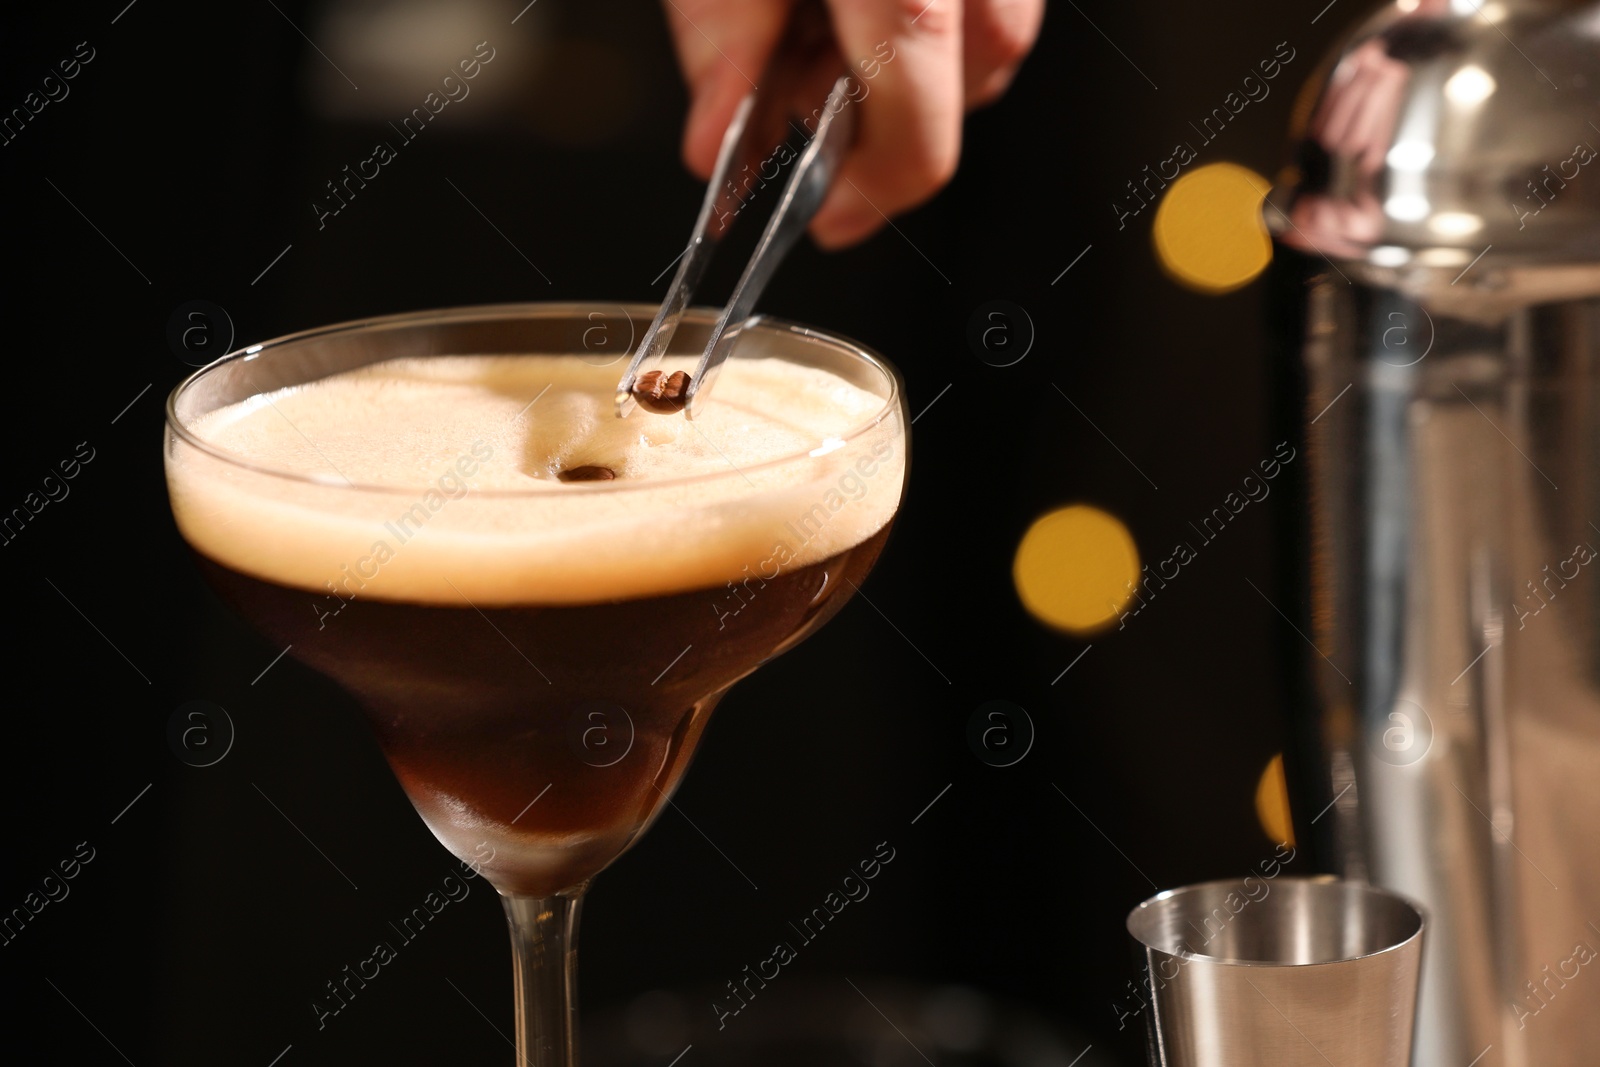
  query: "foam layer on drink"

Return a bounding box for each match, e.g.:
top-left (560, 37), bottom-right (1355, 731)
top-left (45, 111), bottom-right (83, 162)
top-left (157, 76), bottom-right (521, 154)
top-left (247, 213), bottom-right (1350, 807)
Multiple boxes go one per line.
top-left (167, 355), bottom-right (904, 605)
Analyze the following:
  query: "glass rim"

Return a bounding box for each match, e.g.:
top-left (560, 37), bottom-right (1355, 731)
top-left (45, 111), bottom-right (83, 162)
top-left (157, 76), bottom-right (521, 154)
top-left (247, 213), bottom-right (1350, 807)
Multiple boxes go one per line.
top-left (1125, 875), bottom-right (1426, 967)
top-left (165, 301), bottom-right (904, 497)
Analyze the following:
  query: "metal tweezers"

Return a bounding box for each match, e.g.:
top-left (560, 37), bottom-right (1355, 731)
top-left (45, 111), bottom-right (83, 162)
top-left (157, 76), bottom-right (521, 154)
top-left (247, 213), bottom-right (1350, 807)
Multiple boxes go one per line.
top-left (615, 12), bottom-right (857, 420)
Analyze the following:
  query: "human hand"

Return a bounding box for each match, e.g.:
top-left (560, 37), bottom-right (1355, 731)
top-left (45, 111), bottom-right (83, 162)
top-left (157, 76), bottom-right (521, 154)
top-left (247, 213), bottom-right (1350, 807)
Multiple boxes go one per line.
top-left (663, 0), bottom-right (1044, 248)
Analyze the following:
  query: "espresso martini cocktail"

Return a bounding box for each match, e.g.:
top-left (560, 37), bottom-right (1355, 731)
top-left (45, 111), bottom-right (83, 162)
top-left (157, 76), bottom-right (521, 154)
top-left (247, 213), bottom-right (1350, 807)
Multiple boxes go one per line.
top-left (163, 304), bottom-right (907, 1065)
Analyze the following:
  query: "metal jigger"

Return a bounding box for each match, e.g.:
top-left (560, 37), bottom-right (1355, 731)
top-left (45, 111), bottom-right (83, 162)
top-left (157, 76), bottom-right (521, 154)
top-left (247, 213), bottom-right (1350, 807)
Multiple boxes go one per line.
top-left (1126, 878), bottom-right (1425, 1067)
top-left (1269, 2), bottom-right (1600, 1065)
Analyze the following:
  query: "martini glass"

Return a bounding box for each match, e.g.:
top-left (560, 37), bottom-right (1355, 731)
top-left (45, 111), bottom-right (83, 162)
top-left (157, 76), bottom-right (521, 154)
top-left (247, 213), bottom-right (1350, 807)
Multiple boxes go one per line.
top-left (163, 303), bottom-right (907, 1066)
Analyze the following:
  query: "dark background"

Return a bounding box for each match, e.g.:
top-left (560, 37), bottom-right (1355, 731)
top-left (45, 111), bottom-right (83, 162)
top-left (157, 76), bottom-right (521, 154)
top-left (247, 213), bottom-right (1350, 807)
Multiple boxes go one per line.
top-left (0, 1), bottom-right (1355, 1064)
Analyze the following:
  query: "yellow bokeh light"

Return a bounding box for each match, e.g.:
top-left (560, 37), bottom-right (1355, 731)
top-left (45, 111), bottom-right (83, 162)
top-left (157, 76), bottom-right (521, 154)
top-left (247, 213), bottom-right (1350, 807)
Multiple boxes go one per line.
top-left (1254, 753), bottom-right (1297, 847)
top-left (1153, 162), bottom-right (1273, 294)
top-left (1013, 505), bottom-right (1140, 634)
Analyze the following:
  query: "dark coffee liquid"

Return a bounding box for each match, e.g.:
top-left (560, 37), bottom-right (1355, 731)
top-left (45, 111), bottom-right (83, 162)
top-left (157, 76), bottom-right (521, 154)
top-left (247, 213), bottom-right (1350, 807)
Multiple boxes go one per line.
top-left (197, 524), bottom-right (890, 895)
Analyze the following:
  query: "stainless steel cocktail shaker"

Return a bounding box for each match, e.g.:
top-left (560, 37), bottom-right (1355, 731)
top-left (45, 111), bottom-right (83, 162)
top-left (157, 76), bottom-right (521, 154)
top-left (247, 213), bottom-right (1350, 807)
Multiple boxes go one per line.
top-left (1270, 2), bottom-right (1600, 1065)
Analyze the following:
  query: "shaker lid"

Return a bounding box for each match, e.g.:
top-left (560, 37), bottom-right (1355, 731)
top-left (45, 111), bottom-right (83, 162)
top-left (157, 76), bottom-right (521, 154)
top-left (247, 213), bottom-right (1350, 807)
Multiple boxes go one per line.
top-left (1270, 0), bottom-right (1600, 275)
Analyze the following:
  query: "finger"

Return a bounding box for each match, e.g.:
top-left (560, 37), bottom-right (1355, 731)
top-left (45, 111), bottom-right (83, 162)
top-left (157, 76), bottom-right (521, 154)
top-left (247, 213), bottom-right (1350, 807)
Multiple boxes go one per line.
top-left (811, 0), bottom-right (965, 248)
top-left (1311, 74), bottom-right (1363, 152)
top-left (961, 0), bottom-right (1043, 108)
top-left (663, 0), bottom-right (794, 177)
top-left (1314, 44), bottom-right (1381, 151)
top-left (1353, 64), bottom-right (1408, 175)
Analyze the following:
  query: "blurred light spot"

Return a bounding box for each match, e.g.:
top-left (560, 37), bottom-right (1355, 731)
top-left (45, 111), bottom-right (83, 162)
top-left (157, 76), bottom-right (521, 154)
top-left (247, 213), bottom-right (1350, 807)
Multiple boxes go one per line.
top-left (1013, 505), bottom-right (1140, 634)
top-left (1385, 194), bottom-right (1431, 222)
top-left (1430, 211), bottom-right (1482, 237)
top-left (1152, 163), bottom-right (1273, 294)
top-left (1418, 246), bottom-right (1471, 266)
top-left (1446, 66), bottom-right (1496, 106)
top-left (1398, 0), bottom-right (1420, 11)
top-left (1386, 141), bottom-right (1435, 172)
top-left (1371, 245), bottom-right (1411, 267)
top-left (310, 0), bottom-right (526, 120)
top-left (1255, 753), bottom-right (1296, 847)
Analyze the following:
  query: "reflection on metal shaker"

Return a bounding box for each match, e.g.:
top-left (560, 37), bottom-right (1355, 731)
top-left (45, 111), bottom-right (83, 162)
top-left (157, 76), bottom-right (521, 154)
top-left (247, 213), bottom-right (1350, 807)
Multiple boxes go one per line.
top-left (1269, 2), bottom-right (1600, 1065)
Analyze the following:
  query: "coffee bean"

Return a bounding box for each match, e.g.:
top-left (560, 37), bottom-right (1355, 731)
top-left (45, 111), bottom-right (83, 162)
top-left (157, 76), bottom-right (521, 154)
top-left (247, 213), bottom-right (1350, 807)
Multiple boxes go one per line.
top-left (633, 369), bottom-right (691, 413)
top-left (558, 465), bottom-right (617, 482)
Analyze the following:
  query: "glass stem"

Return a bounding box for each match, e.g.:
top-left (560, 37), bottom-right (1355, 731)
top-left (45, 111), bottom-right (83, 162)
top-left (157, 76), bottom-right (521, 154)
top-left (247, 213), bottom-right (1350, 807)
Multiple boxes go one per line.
top-left (502, 891), bottom-right (583, 1067)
